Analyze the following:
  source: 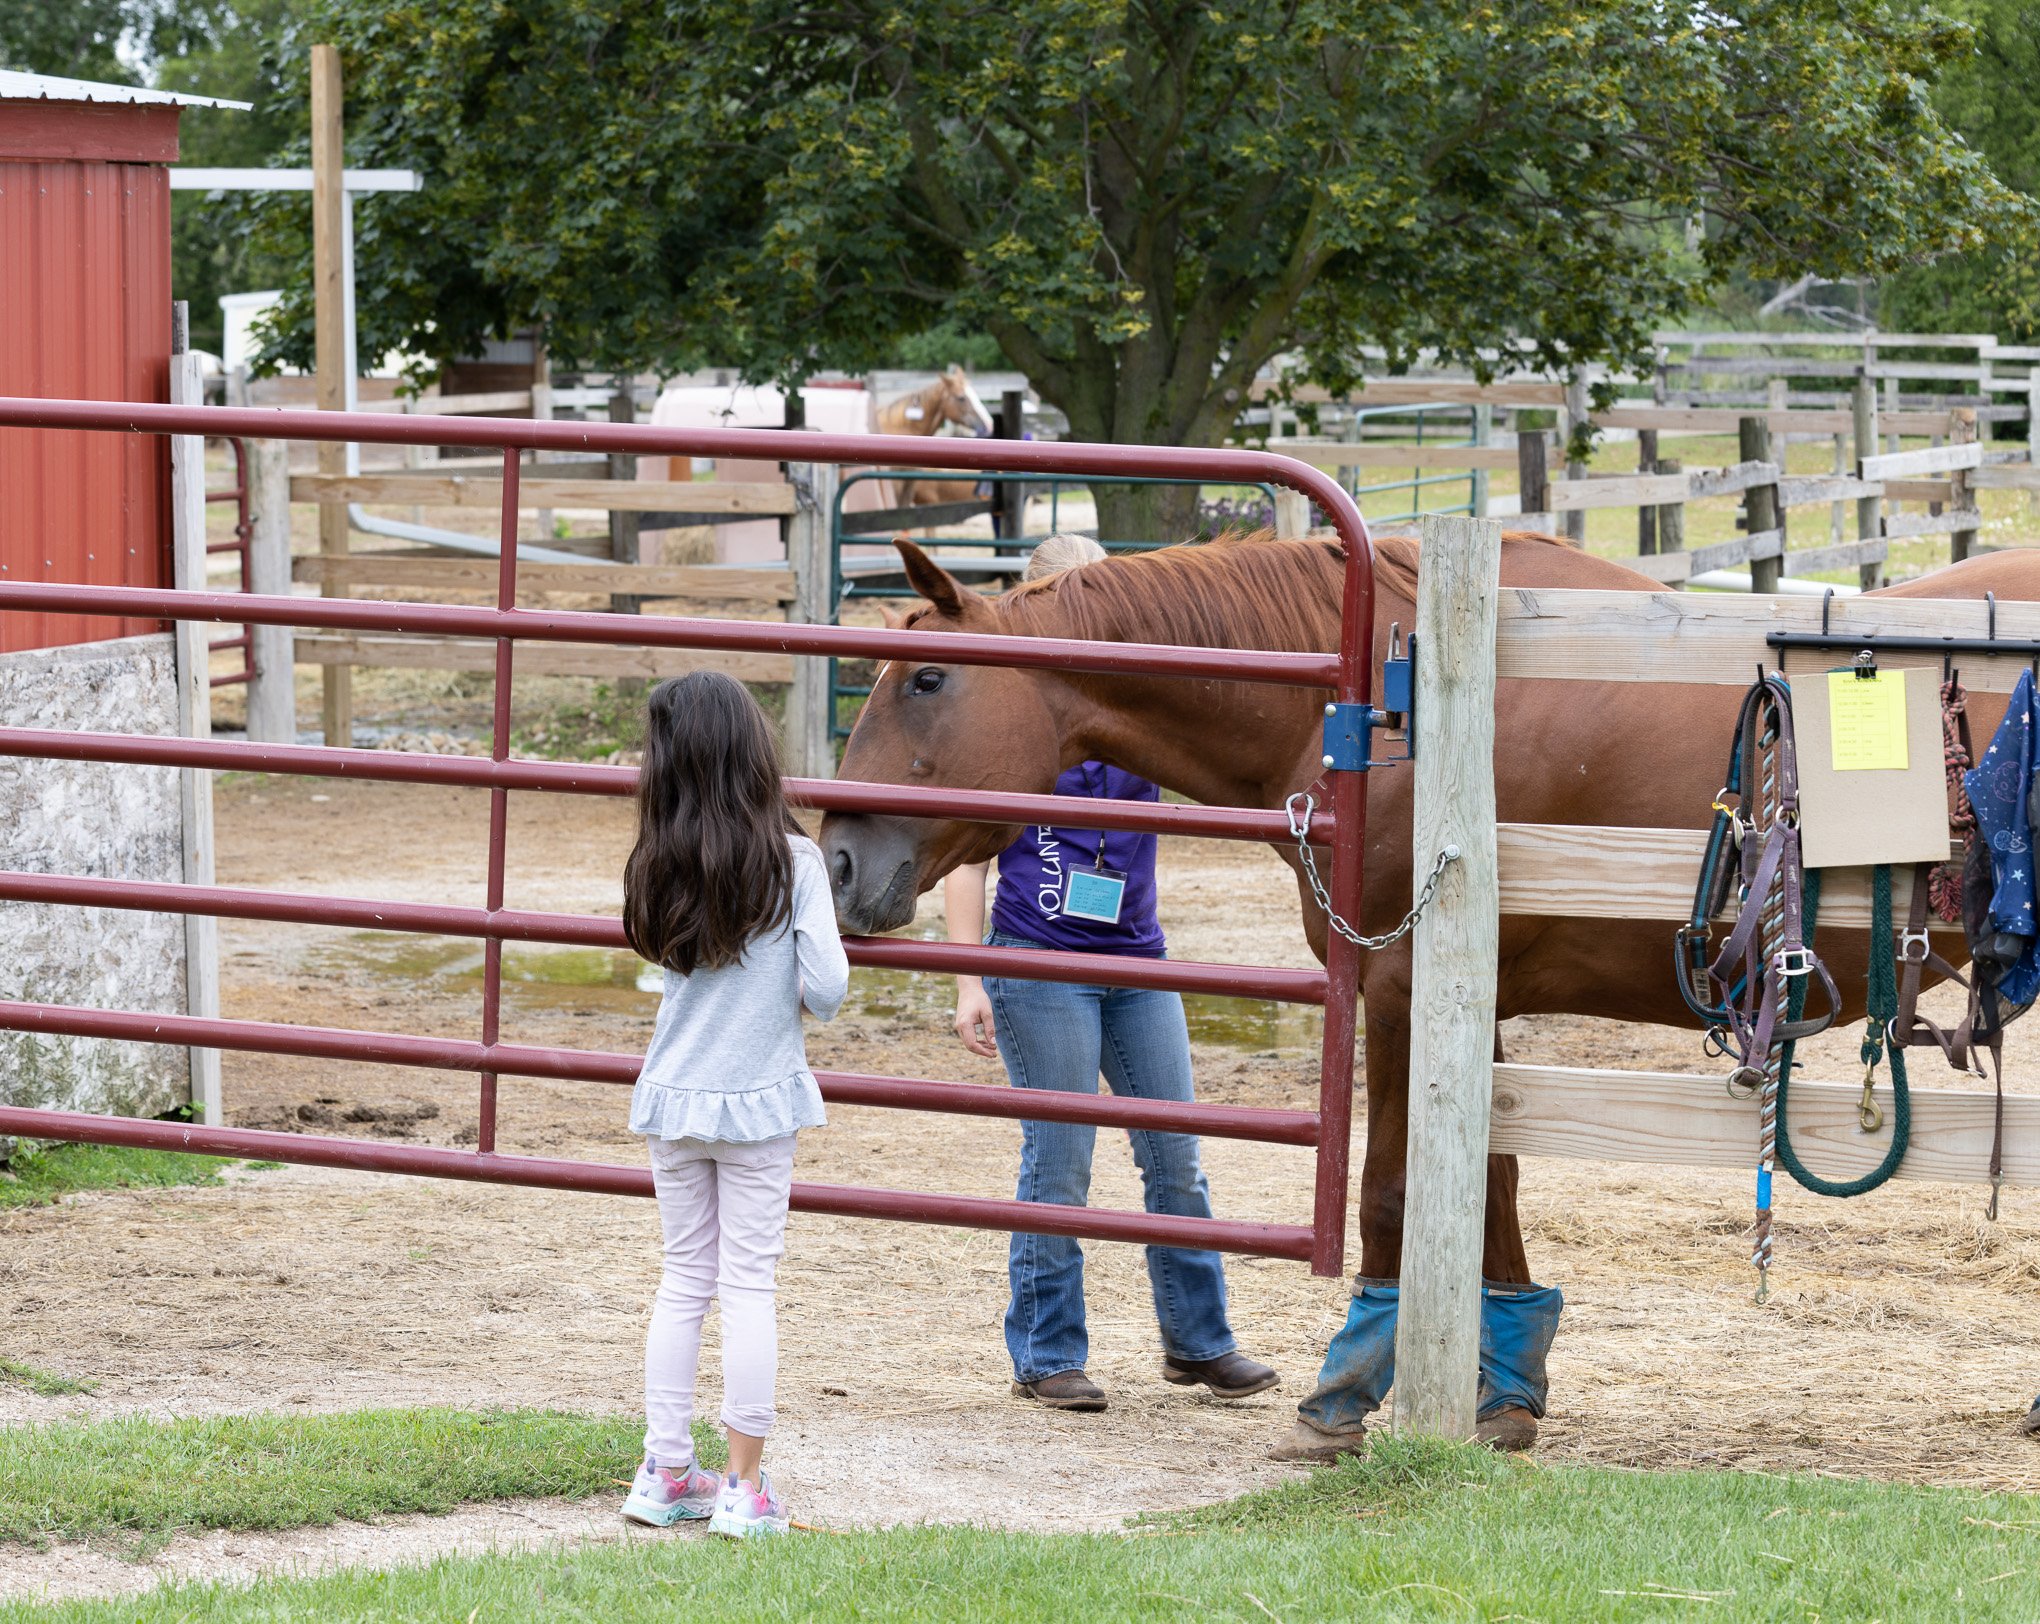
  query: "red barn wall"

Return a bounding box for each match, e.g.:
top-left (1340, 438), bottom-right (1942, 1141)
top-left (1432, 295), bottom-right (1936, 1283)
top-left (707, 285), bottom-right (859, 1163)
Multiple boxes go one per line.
top-left (0, 99), bottom-right (177, 654)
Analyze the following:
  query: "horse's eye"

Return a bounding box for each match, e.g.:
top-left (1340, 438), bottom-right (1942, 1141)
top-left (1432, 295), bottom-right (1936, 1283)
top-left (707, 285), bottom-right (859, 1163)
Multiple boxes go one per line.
top-left (909, 668), bottom-right (946, 695)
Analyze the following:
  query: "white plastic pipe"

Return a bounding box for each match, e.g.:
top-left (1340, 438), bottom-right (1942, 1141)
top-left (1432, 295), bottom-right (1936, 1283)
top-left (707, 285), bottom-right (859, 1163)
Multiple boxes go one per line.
top-left (1686, 571), bottom-right (1862, 596)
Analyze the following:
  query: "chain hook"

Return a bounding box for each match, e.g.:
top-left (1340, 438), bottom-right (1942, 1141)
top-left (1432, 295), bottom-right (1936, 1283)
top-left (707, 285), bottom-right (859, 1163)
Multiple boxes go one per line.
top-left (1283, 792), bottom-right (1458, 952)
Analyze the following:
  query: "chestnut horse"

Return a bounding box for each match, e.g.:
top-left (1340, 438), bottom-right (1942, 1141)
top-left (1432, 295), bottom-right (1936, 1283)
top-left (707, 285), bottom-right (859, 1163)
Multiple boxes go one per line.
top-left (819, 530), bottom-right (2040, 1443)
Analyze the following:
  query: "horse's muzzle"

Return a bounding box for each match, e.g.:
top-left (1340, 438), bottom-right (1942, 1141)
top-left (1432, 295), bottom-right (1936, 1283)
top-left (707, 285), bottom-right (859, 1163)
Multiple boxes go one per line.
top-left (819, 814), bottom-right (921, 936)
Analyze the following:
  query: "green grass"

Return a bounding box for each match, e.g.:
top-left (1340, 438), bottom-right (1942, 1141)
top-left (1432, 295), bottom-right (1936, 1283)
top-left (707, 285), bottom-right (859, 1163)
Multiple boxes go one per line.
top-left (5, 1429), bottom-right (2040, 1620)
top-left (0, 1408), bottom-right (726, 1550)
top-left (0, 1359), bottom-right (95, 1398)
top-left (0, 1143), bottom-right (228, 1210)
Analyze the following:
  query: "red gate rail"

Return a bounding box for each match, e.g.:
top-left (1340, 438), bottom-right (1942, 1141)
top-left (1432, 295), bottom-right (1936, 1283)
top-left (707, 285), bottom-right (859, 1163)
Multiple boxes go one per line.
top-left (0, 728), bottom-right (1333, 843)
top-left (0, 395), bottom-right (1373, 1276)
top-left (0, 1107), bottom-right (1315, 1262)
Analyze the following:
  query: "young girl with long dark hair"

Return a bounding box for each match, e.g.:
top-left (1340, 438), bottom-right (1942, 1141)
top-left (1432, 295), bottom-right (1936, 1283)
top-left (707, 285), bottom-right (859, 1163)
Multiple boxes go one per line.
top-left (618, 671), bottom-right (847, 1539)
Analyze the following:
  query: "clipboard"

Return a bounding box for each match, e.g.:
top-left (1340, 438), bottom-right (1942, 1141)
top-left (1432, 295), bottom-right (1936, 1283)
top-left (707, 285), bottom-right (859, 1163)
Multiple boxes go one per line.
top-left (1794, 665), bottom-right (1950, 870)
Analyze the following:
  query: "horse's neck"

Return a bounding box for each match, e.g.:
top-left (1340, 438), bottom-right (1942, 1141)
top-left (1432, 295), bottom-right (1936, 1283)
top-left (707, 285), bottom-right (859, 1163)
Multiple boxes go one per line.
top-left (886, 381), bottom-right (945, 436)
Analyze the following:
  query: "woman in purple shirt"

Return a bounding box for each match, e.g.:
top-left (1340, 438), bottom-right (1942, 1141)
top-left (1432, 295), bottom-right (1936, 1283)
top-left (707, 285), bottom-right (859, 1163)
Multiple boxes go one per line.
top-left (943, 536), bottom-right (1278, 1412)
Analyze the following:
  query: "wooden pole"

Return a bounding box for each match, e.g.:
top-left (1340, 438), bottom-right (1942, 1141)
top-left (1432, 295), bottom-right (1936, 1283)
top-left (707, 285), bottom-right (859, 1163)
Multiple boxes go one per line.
top-left (1853, 371), bottom-right (1883, 590)
top-left (1637, 428), bottom-right (1658, 555)
top-left (607, 387), bottom-right (641, 616)
top-left (997, 388), bottom-right (1027, 539)
top-left (1515, 429), bottom-right (1550, 531)
top-left (783, 460), bottom-right (839, 781)
top-left (310, 43), bottom-right (351, 747)
top-left (1470, 403), bottom-right (1492, 519)
top-left (168, 334), bottom-right (221, 1127)
top-left (530, 338), bottom-right (553, 541)
top-left (1273, 488), bottom-right (1312, 539)
top-left (244, 439), bottom-right (297, 745)
top-left (1741, 414), bottom-right (1781, 594)
top-left (1949, 407), bottom-right (1978, 564)
top-left (1657, 458), bottom-right (1685, 561)
top-left (1393, 512), bottom-right (1502, 1440)
top-left (1560, 377), bottom-right (1588, 542)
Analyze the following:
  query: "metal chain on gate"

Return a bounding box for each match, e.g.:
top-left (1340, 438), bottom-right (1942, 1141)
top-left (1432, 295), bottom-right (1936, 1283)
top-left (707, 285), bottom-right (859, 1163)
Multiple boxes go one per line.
top-left (1285, 792), bottom-right (1459, 952)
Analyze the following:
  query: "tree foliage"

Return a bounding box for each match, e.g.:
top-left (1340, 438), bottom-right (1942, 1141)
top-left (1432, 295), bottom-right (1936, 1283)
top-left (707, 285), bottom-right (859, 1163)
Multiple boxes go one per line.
top-left (1881, 0), bottom-right (2040, 341)
top-left (249, 0), bottom-right (2023, 451)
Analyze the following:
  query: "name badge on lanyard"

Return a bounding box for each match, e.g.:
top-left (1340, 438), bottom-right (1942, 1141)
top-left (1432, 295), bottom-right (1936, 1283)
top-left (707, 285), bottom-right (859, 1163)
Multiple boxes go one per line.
top-left (1064, 864), bottom-right (1129, 924)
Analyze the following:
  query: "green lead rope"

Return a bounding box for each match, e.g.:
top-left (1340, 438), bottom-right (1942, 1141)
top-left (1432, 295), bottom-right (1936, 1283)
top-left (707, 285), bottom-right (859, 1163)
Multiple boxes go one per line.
top-left (1774, 865), bottom-right (1911, 1197)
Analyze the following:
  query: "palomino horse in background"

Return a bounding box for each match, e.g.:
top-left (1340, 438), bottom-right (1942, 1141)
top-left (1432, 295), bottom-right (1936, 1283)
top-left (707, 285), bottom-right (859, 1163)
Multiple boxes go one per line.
top-left (818, 531), bottom-right (2040, 1450)
top-left (875, 365), bottom-right (997, 510)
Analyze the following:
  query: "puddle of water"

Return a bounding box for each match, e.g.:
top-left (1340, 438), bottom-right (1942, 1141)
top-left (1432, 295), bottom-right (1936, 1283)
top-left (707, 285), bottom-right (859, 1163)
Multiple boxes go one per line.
top-left (322, 934), bottom-right (1318, 1052)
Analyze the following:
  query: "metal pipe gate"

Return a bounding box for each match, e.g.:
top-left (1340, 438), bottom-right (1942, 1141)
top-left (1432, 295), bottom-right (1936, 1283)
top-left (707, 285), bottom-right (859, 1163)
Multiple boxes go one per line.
top-left (0, 396), bottom-right (1376, 1277)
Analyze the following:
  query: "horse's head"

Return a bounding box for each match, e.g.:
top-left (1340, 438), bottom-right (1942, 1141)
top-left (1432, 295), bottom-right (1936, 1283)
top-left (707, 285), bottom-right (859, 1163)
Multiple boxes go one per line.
top-left (939, 365), bottom-right (995, 436)
top-left (821, 541), bottom-right (1064, 934)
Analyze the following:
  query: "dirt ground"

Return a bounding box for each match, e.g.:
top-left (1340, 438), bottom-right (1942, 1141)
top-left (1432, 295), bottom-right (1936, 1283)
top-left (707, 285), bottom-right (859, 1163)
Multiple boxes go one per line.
top-left (5, 772), bottom-right (2040, 1593)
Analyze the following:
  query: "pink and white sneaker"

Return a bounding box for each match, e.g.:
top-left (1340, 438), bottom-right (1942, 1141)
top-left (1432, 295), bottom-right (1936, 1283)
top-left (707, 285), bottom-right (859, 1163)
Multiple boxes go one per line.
top-left (708, 1470), bottom-right (791, 1538)
top-left (620, 1457), bottom-right (721, 1527)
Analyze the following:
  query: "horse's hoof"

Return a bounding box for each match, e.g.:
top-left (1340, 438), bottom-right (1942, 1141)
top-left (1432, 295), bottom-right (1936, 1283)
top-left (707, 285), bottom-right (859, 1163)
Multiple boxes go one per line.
top-left (1475, 1406), bottom-right (1539, 1452)
top-left (1268, 1418), bottom-right (1368, 1465)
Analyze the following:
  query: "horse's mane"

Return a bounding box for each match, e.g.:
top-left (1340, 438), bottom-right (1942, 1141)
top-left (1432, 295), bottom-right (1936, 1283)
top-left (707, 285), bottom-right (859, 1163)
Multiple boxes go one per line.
top-left (1369, 528), bottom-right (1585, 603)
top-left (990, 529), bottom-right (1346, 653)
top-left (944, 527), bottom-right (1597, 655)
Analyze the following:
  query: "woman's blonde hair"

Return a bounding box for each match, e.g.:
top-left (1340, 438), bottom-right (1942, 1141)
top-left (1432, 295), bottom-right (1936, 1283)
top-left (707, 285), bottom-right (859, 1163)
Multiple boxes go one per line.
top-left (1023, 531), bottom-right (1108, 583)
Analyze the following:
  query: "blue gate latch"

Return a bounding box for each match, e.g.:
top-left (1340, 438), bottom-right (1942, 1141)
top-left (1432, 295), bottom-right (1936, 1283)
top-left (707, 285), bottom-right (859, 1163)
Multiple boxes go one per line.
top-left (1321, 636), bottom-right (1415, 771)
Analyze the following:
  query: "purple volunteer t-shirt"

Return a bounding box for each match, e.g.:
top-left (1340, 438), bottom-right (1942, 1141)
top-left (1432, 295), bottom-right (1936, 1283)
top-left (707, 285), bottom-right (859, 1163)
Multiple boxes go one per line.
top-left (990, 762), bottom-right (1166, 957)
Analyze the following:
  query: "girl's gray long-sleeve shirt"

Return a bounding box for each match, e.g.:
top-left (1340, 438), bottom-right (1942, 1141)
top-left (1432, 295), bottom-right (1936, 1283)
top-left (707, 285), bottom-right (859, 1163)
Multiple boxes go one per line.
top-left (628, 835), bottom-right (849, 1143)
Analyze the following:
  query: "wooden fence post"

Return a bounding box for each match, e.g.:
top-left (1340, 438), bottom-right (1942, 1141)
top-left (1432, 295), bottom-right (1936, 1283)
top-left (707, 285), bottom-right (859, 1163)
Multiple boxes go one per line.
top-left (1516, 429), bottom-right (1550, 531)
top-left (608, 387), bottom-right (641, 617)
top-left (1853, 371), bottom-right (1883, 590)
top-left (1273, 488), bottom-right (1312, 539)
top-left (1656, 458), bottom-right (1685, 562)
top-left (311, 42), bottom-right (352, 748)
top-left (1470, 404), bottom-right (1492, 519)
top-left (1949, 408), bottom-right (1979, 563)
top-left (1393, 512), bottom-right (1502, 1440)
top-left (169, 336), bottom-right (222, 1127)
top-left (784, 460), bottom-right (839, 781)
top-left (2029, 368), bottom-right (2039, 516)
top-left (1637, 428), bottom-right (1658, 555)
top-left (1741, 414), bottom-right (1782, 594)
top-left (244, 439), bottom-right (296, 745)
top-left (997, 389), bottom-right (1028, 538)
top-left (1560, 377), bottom-right (1588, 543)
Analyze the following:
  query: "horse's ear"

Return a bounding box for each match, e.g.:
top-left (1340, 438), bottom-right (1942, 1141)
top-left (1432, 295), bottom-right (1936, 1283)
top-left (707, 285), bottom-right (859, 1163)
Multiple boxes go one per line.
top-left (894, 537), bottom-right (972, 618)
top-left (879, 603), bottom-right (906, 630)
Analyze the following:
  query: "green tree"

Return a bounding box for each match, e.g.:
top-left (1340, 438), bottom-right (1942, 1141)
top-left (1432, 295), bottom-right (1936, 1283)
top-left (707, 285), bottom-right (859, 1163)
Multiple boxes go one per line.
top-left (154, 1), bottom-right (303, 355)
top-left (1881, 0), bottom-right (2040, 340)
top-left (0, 0), bottom-right (133, 80)
top-left (249, 0), bottom-right (2022, 535)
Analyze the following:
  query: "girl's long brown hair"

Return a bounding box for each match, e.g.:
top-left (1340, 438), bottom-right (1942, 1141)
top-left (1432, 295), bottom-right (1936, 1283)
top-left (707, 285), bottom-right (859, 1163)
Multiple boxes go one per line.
top-left (623, 671), bottom-right (801, 975)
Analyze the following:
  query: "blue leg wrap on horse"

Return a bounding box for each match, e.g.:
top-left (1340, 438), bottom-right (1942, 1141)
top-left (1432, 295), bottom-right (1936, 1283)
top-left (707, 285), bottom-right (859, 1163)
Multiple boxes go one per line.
top-left (1297, 1279), bottom-right (1399, 1435)
top-left (1477, 1279), bottom-right (1563, 1420)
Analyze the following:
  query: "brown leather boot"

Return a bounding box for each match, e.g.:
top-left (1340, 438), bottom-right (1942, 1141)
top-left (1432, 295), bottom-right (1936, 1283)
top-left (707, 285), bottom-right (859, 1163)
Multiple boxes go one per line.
top-left (1267, 1416), bottom-right (1368, 1464)
top-left (1162, 1350), bottom-right (1280, 1399)
top-left (1012, 1369), bottom-right (1108, 1411)
top-left (1475, 1405), bottom-right (1539, 1452)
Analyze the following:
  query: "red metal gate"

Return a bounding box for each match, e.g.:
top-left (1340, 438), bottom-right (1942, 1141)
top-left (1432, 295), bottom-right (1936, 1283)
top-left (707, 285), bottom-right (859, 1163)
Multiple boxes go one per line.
top-left (0, 397), bottom-right (1375, 1277)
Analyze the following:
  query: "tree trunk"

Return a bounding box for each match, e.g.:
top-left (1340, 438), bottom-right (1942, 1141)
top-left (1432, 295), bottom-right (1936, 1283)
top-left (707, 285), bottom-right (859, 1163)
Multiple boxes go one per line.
top-left (1090, 479), bottom-right (1204, 547)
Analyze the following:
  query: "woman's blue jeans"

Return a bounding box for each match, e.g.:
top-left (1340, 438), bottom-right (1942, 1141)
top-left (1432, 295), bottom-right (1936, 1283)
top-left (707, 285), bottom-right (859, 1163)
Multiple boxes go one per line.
top-left (983, 932), bottom-right (1237, 1383)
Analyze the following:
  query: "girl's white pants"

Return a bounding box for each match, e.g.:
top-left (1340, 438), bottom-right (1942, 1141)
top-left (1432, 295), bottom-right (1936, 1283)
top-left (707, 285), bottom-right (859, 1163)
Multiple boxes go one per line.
top-left (643, 1132), bottom-right (796, 1465)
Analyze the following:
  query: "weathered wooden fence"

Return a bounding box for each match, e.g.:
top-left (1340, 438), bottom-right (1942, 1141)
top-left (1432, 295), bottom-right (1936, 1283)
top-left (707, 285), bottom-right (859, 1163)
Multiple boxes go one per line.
top-left (1392, 513), bottom-right (2040, 1437)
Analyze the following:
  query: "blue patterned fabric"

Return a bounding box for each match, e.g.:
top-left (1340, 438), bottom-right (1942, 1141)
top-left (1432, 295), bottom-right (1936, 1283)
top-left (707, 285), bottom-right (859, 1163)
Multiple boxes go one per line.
top-left (1963, 670), bottom-right (2040, 1006)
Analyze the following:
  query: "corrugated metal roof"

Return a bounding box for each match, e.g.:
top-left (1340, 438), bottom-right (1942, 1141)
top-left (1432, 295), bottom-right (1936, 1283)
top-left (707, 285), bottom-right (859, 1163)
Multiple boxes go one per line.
top-left (0, 70), bottom-right (251, 112)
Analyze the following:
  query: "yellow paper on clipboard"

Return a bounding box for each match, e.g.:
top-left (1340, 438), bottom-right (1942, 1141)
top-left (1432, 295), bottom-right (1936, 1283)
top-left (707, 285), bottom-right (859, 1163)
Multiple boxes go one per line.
top-left (1797, 665), bottom-right (1949, 869)
top-left (1826, 670), bottom-right (1909, 771)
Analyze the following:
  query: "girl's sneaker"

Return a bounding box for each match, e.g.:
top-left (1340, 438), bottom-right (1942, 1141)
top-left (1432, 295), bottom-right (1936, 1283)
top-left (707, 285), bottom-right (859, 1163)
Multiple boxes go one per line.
top-left (620, 1458), bottom-right (721, 1527)
top-left (708, 1471), bottom-right (791, 1538)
